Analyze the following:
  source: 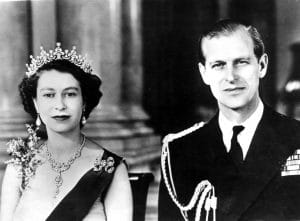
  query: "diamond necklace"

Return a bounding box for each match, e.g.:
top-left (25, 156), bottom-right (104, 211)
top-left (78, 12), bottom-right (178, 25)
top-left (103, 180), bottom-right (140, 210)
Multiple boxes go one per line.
top-left (44, 135), bottom-right (86, 198)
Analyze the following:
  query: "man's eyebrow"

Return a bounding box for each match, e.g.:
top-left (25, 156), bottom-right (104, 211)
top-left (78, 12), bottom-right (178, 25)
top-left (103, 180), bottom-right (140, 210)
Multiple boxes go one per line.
top-left (235, 56), bottom-right (251, 61)
top-left (208, 60), bottom-right (226, 65)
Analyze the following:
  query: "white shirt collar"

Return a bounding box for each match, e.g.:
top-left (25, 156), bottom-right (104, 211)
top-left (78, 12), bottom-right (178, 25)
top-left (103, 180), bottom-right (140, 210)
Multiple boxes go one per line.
top-left (218, 100), bottom-right (264, 159)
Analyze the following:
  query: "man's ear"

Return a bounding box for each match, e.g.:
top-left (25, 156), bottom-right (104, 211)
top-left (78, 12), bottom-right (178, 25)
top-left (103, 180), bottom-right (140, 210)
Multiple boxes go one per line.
top-left (198, 62), bottom-right (209, 85)
top-left (258, 53), bottom-right (268, 79)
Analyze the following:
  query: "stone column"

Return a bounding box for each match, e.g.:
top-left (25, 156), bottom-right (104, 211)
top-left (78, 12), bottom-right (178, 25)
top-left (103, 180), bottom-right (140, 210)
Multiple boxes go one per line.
top-left (0, 1), bottom-right (31, 185)
top-left (120, 0), bottom-right (161, 170)
top-left (56, 0), bottom-right (160, 171)
top-left (31, 0), bottom-right (57, 54)
top-left (122, 0), bottom-right (144, 107)
top-left (57, 0), bottom-right (124, 118)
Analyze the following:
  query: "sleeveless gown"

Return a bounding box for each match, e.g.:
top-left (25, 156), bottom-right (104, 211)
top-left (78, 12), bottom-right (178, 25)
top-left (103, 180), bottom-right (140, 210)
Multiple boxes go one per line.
top-left (11, 149), bottom-right (122, 221)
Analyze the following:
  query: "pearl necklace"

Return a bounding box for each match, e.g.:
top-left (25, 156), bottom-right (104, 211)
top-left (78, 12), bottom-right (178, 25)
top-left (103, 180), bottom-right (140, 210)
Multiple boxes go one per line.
top-left (44, 135), bottom-right (86, 198)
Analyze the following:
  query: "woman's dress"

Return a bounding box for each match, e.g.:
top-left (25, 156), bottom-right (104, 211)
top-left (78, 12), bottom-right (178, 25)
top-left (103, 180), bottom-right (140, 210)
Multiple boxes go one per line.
top-left (10, 147), bottom-right (122, 221)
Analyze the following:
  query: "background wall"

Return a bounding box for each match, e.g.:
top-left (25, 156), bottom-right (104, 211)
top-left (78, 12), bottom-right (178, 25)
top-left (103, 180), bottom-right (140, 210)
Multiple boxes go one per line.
top-left (276, 0), bottom-right (300, 91)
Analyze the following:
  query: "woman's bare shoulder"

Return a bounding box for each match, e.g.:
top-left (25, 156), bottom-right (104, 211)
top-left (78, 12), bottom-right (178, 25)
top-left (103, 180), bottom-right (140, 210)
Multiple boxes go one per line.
top-left (82, 138), bottom-right (104, 159)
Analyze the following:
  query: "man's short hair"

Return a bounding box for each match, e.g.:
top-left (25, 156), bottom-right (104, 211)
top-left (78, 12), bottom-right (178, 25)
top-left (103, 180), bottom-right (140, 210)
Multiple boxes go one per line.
top-left (198, 19), bottom-right (265, 64)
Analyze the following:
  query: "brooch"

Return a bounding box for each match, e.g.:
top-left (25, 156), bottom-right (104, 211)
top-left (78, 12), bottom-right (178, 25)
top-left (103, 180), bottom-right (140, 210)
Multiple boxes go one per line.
top-left (6, 124), bottom-right (43, 190)
top-left (93, 156), bottom-right (115, 173)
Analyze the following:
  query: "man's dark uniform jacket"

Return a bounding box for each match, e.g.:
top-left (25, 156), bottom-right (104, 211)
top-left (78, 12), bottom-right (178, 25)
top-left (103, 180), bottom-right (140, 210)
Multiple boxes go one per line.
top-left (158, 106), bottom-right (300, 221)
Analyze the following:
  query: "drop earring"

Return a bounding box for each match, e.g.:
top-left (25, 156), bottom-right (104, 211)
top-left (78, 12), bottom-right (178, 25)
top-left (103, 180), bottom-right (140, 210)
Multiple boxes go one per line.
top-left (81, 106), bottom-right (86, 125)
top-left (36, 114), bottom-right (41, 128)
top-left (81, 115), bottom-right (87, 125)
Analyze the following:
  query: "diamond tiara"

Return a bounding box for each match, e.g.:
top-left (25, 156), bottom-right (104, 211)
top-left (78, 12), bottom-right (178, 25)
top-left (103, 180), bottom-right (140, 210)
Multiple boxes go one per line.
top-left (25, 42), bottom-right (93, 77)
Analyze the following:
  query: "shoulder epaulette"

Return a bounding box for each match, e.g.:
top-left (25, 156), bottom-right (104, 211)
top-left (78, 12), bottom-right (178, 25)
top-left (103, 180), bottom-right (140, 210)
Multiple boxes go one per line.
top-left (163, 122), bottom-right (205, 144)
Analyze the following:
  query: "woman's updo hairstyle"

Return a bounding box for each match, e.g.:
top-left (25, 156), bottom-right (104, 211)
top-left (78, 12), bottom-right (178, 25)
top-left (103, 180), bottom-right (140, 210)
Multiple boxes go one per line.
top-left (19, 59), bottom-right (103, 125)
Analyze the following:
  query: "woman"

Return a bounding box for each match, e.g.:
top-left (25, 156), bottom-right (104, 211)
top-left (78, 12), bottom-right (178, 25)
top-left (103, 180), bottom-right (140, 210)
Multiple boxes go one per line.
top-left (0, 43), bottom-right (133, 221)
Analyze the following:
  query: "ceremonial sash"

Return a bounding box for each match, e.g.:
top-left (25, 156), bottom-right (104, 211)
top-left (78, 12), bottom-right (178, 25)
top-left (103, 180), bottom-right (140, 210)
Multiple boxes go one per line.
top-left (46, 150), bottom-right (122, 221)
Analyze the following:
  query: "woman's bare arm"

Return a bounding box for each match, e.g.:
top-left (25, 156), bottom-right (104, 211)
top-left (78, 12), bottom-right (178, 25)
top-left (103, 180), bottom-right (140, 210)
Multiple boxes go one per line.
top-left (0, 164), bottom-right (22, 221)
top-left (104, 162), bottom-right (133, 221)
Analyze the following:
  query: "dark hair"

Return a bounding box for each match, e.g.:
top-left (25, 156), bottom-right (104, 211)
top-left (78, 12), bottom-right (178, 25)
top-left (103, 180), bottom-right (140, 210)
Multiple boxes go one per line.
top-left (19, 59), bottom-right (102, 127)
top-left (198, 19), bottom-right (265, 64)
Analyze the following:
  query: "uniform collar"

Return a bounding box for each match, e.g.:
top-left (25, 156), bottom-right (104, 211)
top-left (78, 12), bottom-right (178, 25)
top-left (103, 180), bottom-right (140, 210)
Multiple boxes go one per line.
top-left (218, 100), bottom-right (264, 158)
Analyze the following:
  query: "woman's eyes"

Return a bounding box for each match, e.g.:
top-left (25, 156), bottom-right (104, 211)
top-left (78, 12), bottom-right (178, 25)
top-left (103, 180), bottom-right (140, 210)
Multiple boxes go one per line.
top-left (65, 92), bottom-right (77, 97)
top-left (41, 92), bottom-right (78, 98)
top-left (43, 93), bottom-right (55, 98)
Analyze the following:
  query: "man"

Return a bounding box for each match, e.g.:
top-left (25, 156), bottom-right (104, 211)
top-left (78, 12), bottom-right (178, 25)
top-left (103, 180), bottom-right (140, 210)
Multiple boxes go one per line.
top-left (158, 19), bottom-right (300, 221)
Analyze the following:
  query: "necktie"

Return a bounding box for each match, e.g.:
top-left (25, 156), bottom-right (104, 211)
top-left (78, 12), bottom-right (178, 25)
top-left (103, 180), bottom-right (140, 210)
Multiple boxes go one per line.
top-left (229, 125), bottom-right (245, 166)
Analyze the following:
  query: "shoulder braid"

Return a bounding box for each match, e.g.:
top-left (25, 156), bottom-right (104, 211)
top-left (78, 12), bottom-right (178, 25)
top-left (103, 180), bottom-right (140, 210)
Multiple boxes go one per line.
top-left (161, 122), bottom-right (217, 221)
top-left (163, 122), bottom-right (206, 144)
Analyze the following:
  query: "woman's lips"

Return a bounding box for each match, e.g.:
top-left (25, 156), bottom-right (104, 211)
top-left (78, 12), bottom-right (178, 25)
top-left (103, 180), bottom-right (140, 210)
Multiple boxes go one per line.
top-left (52, 115), bottom-right (70, 121)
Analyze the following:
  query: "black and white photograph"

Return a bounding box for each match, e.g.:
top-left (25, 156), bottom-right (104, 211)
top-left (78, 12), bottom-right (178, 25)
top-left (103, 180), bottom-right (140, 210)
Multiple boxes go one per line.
top-left (0, 0), bottom-right (299, 221)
